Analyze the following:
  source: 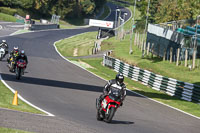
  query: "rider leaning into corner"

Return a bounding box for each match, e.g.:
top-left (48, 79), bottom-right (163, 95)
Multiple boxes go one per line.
top-left (0, 40), bottom-right (9, 57)
top-left (98, 73), bottom-right (127, 107)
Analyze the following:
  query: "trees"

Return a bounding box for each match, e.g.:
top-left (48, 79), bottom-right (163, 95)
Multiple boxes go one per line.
top-left (136, 0), bottom-right (200, 24)
top-left (0, 0), bottom-right (106, 19)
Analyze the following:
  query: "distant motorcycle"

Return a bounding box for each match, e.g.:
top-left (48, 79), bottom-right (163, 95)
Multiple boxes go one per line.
top-left (8, 57), bottom-right (16, 72)
top-left (0, 47), bottom-right (5, 61)
top-left (96, 88), bottom-right (122, 123)
top-left (16, 59), bottom-right (26, 80)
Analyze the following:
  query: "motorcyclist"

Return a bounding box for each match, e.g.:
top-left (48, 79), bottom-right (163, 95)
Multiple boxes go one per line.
top-left (16, 50), bottom-right (28, 66)
top-left (0, 40), bottom-right (9, 56)
top-left (7, 46), bottom-right (19, 63)
top-left (98, 73), bottom-right (126, 107)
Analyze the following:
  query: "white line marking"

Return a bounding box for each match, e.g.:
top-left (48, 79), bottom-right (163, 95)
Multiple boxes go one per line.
top-left (0, 25), bottom-right (2, 30)
top-left (0, 75), bottom-right (55, 116)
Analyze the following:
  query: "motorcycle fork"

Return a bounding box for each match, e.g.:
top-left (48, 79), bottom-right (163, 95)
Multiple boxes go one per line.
top-left (106, 104), bottom-right (110, 115)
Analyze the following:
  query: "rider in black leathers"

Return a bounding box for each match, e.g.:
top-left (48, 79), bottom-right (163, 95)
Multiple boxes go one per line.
top-left (16, 50), bottom-right (28, 65)
top-left (0, 40), bottom-right (9, 57)
top-left (7, 46), bottom-right (19, 64)
top-left (98, 73), bottom-right (126, 107)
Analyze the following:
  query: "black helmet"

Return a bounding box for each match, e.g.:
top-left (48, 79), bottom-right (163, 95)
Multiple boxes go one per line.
top-left (115, 73), bottom-right (124, 84)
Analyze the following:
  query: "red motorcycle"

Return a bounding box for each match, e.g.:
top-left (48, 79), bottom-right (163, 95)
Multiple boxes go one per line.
top-left (16, 59), bottom-right (26, 80)
top-left (96, 88), bottom-right (122, 123)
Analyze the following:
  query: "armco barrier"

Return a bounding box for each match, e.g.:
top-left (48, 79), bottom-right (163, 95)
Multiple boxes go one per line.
top-left (103, 55), bottom-right (200, 103)
top-left (30, 24), bottom-right (59, 30)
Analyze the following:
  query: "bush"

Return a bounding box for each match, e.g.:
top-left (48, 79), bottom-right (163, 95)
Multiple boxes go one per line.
top-left (0, 7), bottom-right (17, 16)
top-left (16, 8), bottom-right (26, 17)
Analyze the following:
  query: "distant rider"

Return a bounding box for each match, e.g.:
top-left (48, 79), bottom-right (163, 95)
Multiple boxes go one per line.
top-left (7, 46), bottom-right (19, 63)
top-left (98, 73), bottom-right (127, 107)
top-left (0, 40), bottom-right (9, 57)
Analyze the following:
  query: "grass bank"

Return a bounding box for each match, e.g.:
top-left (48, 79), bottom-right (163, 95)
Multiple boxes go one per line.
top-left (0, 13), bottom-right (17, 22)
top-left (0, 127), bottom-right (33, 133)
top-left (0, 81), bottom-right (44, 114)
top-left (56, 32), bottom-right (97, 57)
top-left (101, 34), bottom-right (200, 85)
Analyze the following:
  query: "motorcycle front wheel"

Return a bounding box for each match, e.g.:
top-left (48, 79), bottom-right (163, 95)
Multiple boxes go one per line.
top-left (16, 68), bottom-right (21, 80)
top-left (104, 107), bottom-right (116, 123)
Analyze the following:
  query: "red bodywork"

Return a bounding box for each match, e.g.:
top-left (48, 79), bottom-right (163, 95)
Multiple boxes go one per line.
top-left (101, 95), bottom-right (121, 112)
top-left (16, 60), bottom-right (26, 68)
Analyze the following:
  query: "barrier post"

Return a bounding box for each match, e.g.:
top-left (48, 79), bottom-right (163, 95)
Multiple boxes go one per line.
top-left (151, 43), bottom-right (154, 58)
top-left (176, 48), bottom-right (180, 66)
top-left (157, 44), bottom-right (160, 57)
top-left (147, 42), bottom-right (150, 56)
top-left (170, 47), bottom-right (173, 63)
top-left (163, 48), bottom-right (166, 61)
top-left (192, 50), bottom-right (196, 69)
top-left (185, 49), bottom-right (188, 67)
top-left (134, 32), bottom-right (137, 45)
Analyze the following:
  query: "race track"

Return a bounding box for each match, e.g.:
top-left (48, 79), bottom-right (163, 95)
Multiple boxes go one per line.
top-left (0, 3), bottom-right (200, 133)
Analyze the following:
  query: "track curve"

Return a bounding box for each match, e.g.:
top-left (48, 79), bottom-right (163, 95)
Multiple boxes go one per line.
top-left (0, 2), bottom-right (200, 133)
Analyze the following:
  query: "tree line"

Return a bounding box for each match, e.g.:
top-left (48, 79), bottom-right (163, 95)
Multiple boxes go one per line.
top-left (121, 0), bottom-right (200, 24)
top-left (0, 0), bottom-right (106, 19)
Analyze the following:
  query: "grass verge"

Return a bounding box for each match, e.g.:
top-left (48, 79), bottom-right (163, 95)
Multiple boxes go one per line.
top-left (0, 127), bottom-right (33, 133)
top-left (101, 34), bottom-right (200, 85)
top-left (11, 29), bottom-right (32, 35)
top-left (55, 32), bottom-right (97, 57)
top-left (0, 13), bottom-right (17, 22)
top-left (0, 81), bottom-right (44, 114)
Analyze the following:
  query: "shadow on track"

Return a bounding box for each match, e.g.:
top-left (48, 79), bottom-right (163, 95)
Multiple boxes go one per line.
top-left (110, 120), bottom-right (134, 125)
top-left (1, 73), bottom-right (183, 101)
top-left (0, 72), bottom-right (142, 98)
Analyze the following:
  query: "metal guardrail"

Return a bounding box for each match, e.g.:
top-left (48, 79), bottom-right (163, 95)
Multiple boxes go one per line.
top-left (103, 55), bottom-right (200, 103)
top-left (30, 24), bottom-right (59, 30)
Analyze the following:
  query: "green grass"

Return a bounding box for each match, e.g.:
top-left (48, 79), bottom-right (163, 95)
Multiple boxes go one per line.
top-left (11, 29), bottom-right (31, 35)
top-left (101, 34), bottom-right (200, 85)
top-left (0, 13), bottom-right (17, 22)
top-left (0, 81), bottom-right (44, 114)
top-left (59, 20), bottom-right (78, 29)
top-left (0, 127), bottom-right (33, 133)
top-left (56, 32), bottom-right (97, 57)
top-left (77, 58), bottom-right (200, 117)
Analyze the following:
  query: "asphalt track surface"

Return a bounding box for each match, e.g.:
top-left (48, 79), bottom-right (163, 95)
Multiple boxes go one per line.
top-left (0, 22), bottom-right (24, 36)
top-left (0, 3), bottom-right (200, 133)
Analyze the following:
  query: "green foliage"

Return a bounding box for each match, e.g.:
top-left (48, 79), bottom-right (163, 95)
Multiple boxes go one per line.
top-left (122, 0), bottom-right (200, 24)
top-left (0, 0), bottom-right (107, 19)
top-left (80, 0), bottom-right (95, 15)
top-left (0, 7), bottom-right (17, 15)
